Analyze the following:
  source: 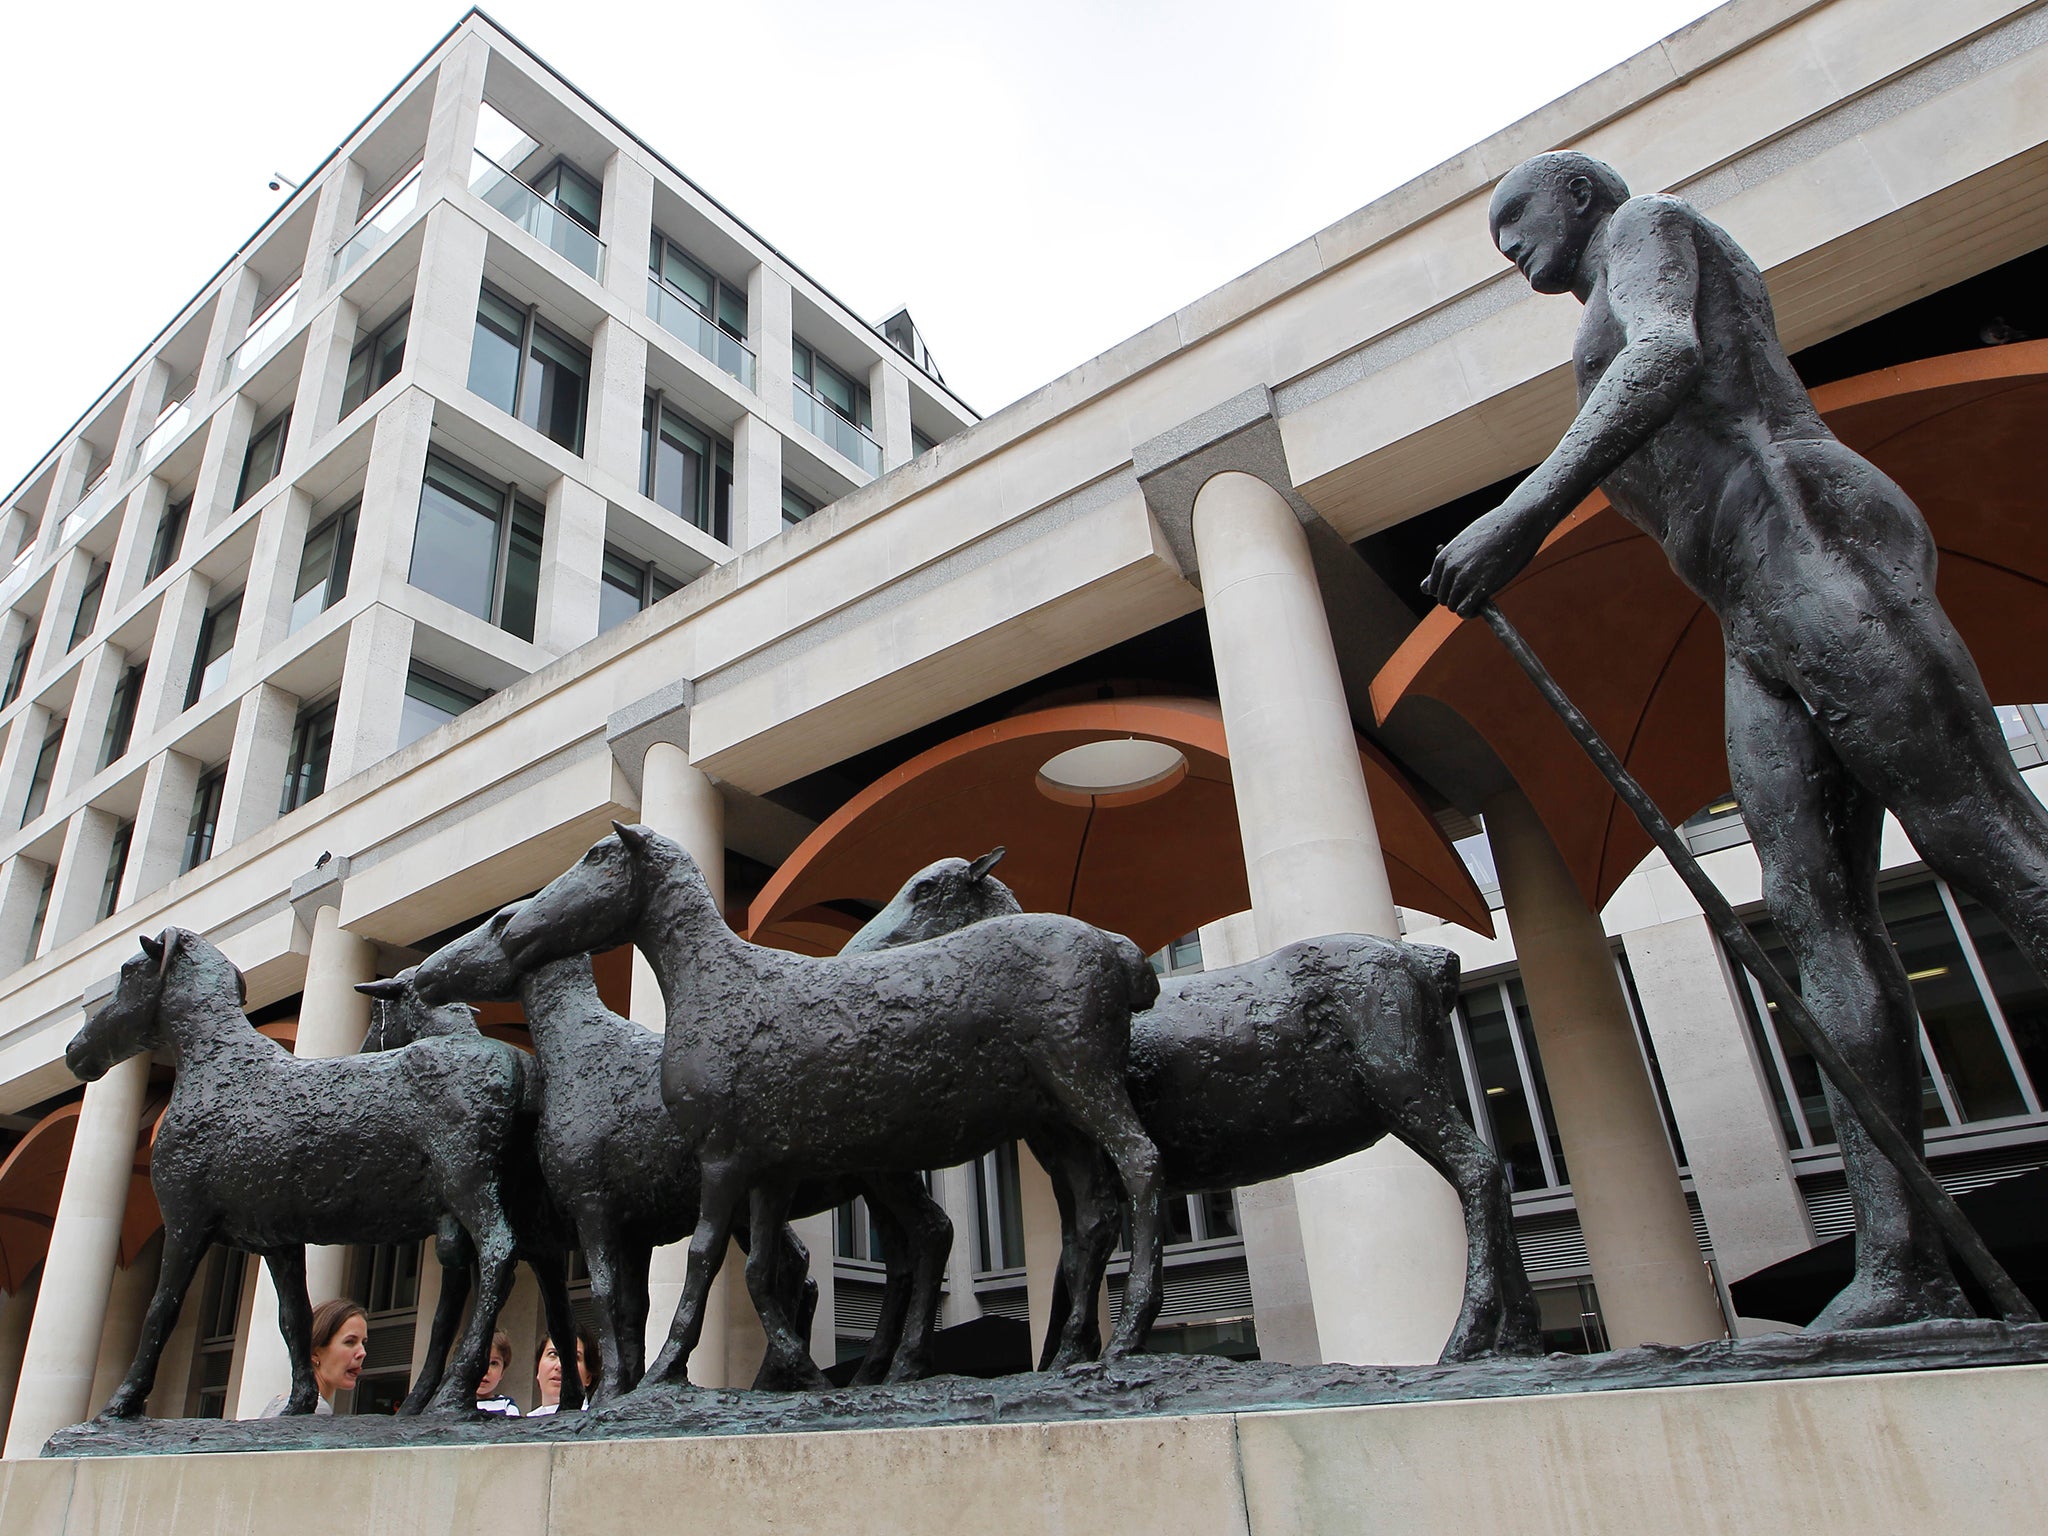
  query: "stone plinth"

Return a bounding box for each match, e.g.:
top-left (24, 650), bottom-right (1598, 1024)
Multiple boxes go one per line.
top-left (6, 1358), bottom-right (2044, 1535)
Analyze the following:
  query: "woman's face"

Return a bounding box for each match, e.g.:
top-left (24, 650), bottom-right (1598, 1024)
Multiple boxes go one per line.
top-left (535, 1339), bottom-right (591, 1405)
top-left (476, 1349), bottom-right (507, 1398)
top-left (311, 1312), bottom-right (368, 1402)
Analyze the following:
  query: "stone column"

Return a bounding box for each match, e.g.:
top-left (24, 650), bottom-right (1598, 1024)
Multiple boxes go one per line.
top-left (283, 293), bottom-right (362, 472)
top-left (0, 1273), bottom-right (40, 1447)
top-left (233, 896), bottom-right (376, 1417)
top-left (632, 743), bottom-right (765, 1386)
top-left (214, 683), bottom-right (300, 850)
top-left (933, 1162), bottom-right (983, 1330)
top-left (40, 808), bottom-right (119, 957)
top-left (535, 478), bottom-right (606, 656)
top-left (1191, 469), bottom-right (1466, 1366)
top-left (747, 265), bottom-right (794, 417)
top-left (117, 749), bottom-right (203, 908)
top-left (872, 361), bottom-right (914, 471)
top-left (419, 30), bottom-right (489, 201)
top-left (586, 318), bottom-right (647, 490)
top-left (3, 1052), bottom-right (148, 1458)
top-left (87, 1231), bottom-right (163, 1411)
top-left (1485, 787), bottom-right (1725, 1347)
top-left (1621, 911), bottom-right (1815, 1293)
top-left (732, 414), bottom-right (784, 552)
top-left (326, 605), bottom-right (415, 785)
top-left (1017, 1145), bottom-right (1064, 1365)
top-left (598, 149), bottom-right (656, 313)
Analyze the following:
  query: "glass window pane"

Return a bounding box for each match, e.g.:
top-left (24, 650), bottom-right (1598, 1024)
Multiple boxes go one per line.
top-left (398, 670), bottom-right (482, 748)
top-left (1880, 883), bottom-right (2027, 1122)
top-left (410, 459), bottom-right (501, 621)
top-left (660, 243), bottom-right (712, 310)
top-left (1949, 886), bottom-right (2048, 1110)
top-left (1460, 985), bottom-right (1547, 1191)
top-left (193, 594), bottom-right (241, 704)
top-left (340, 341), bottom-right (373, 417)
top-left (545, 161), bottom-right (601, 232)
top-left (501, 501), bottom-right (544, 641)
top-left (716, 287), bottom-right (747, 339)
top-left (468, 291), bottom-right (525, 415)
top-left (1742, 917), bottom-right (1837, 1145)
top-left (1504, 978), bottom-right (1569, 1183)
top-left (521, 324), bottom-right (588, 453)
top-left (290, 520), bottom-right (339, 633)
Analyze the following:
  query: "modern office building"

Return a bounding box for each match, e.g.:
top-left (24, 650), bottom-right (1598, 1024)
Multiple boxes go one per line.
top-left (2, 0), bottom-right (2046, 1459)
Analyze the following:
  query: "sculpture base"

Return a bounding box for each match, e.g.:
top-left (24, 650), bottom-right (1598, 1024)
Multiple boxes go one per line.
top-left (5, 1336), bottom-right (2042, 1535)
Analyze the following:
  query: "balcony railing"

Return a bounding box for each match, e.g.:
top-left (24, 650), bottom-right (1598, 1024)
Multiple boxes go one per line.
top-left (224, 280), bottom-right (301, 382)
top-left (469, 151), bottom-right (604, 280)
top-left (332, 165), bottom-right (421, 284)
top-left (793, 385), bottom-right (883, 475)
top-left (647, 276), bottom-right (756, 390)
top-left (135, 394), bottom-right (194, 470)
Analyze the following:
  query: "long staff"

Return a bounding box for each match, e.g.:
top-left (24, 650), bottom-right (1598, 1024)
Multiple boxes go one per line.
top-left (1477, 599), bottom-right (2038, 1324)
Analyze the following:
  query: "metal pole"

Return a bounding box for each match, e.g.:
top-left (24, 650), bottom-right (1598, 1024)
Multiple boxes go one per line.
top-left (1477, 600), bottom-right (2038, 1324)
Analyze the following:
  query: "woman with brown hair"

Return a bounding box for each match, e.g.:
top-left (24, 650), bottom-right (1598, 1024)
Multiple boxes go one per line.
top-left (257, 1297), bottom-right (368, 1417)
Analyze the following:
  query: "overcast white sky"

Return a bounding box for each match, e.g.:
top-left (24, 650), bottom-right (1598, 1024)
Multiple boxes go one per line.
top-left (2, 0), bottom-right (1720, 486)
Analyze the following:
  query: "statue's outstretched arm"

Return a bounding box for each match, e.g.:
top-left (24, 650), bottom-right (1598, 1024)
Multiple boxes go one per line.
top-left (1427, 201), bottom-right (1703, 615)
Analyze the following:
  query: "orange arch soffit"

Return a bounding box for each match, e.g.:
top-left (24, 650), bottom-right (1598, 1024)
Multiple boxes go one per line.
top-left (747, 697), bottom-right (1492, 953)
top-left (0, 1093), bottom-right (165, 1293)
top-left (1371, 340), bottom-right (2048, 911)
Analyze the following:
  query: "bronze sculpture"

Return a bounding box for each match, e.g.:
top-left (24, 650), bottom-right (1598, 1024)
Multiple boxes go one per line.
top-left (1427, 150), bottom-right (2048, 1328)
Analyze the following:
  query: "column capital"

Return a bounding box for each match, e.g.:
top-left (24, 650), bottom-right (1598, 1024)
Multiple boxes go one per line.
top-left (605, 680), bottom-right (696, 796)
top-left (288, 854), bottom-right (351, 930)
top-left (1134, 387), bottom-right (1313, 585)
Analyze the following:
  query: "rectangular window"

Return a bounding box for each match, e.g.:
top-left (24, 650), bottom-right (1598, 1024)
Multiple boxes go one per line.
top-left (339, 309), bottom-right (410, 418)
top-left (598, 548), bottom-right (680, 634)
top-left (147, 496), bottom-right (191, 581)
top-left (2, 618), bottom-right (36, 707)
top-left (235, 409), bottom-right (291, 508)
top-left (640, 398), bottom-right (732, 540)
top-left (68, 562), bottom-right (107, 651)
top-left (793, 341), bottom-right (872, 428)
top-left (467, 286), bottom-right (589, 454)
top-left (289, 503), bottom-right (358, 635)
top-left (279, 699), bottom-right (337, 814)
top-left (398, 665), bottom-right (488, 749)
top-left (25, 863), bottom-right (54, 958)
top-left (185, 592), bottom-right (243, 708)
top-left (646, 233), bottom-right (754, 386)
top-left (100, 660), bottom-right (145, 769)
top-left (532, 159), bottom-right (602, 233)
top-left (20, 720), bottom-right (64, 826)
top-left (182, 766), bottom-right (226, 872)
top-left (98, 819), bottom-right (133, 921)
top-left (408, 455), bottom-right (543, 640)
top-left (974, 1143), bottom-right (1027, 1271)
top-left (793, 341), bottom-right (881, 472)
top-left (781, 485), bottom-right (817, 528)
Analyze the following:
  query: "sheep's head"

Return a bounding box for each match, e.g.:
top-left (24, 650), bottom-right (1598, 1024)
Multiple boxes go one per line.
top-left (840, 848), bottom-right (1021, 953)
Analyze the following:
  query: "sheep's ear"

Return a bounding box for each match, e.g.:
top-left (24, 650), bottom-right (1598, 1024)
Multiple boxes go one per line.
top-left (489, 903), bottom-right (523, 935)
top-left (138, 933), bottom-right (164, 966)
top-left (355, 978), bottom-right (406, 1000)
top-left (968, 846), bottom-right (1006, 881)
top-left (612, 821), bottom-right (652, 856)
top-left (153, 929), bottom-right (186, 976)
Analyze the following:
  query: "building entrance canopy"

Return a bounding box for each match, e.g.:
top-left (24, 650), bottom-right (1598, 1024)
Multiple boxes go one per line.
top-left (747, 696), bottom-right (1491, 956)
top-left (1373, 343), bottom-right (2048, 912)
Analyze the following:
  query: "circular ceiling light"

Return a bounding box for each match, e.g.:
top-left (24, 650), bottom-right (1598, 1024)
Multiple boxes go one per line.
top-left (1036, 738), bottom-right (1189, 808)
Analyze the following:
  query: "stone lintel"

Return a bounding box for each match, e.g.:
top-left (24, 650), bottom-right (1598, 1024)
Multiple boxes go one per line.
top-left (606, 679), bottom-right (695, 797)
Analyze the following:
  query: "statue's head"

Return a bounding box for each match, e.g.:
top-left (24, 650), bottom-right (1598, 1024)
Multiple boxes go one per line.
top-left (1489, 152), bottom-right (1631, 295)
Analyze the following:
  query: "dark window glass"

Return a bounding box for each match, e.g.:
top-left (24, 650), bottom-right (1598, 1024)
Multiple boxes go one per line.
top-left (501, 499), bottom-right (543, 642)
top-left (1881, 881), bottom-right (2027, 1123)
top-left (642, 399), bottom-right (728, 538)
top-left (147, 497), bottom-right (191, 581)
top-left (20, 721), bottom-right (64, 826)
top-left (520, 322), bottom-right (589, 453)
top-left (289, 504), bottom-right (358, 634)
top-left (100, 661), bottom-right (144, 769)
top-left (467, 288), bottom-right (525, 416)
top-left (2, 619), bottom-right (36, 707)
top-left (411, 457), bottom-right (503, 622)
top-left (1951, 886), bottom-right (2048, 1107)
top-left (340, 309), bottom-right (410, 417)
top-left (651, 234), bottom-right (747, 337)
top-left (974, 1143), bottom-right (1026, 1271)
top-left (398, 667), bottom-right (486, 749)
top-left (183, 767), bottom-right (226, 871)
top-left (781, 485), bottom-right (816, 528)
top-left (535, 160), bottom-right (601, 233)
top-left (69, 563), bottom-right (107, 651)
top-left (1460, 983), bottom-right (1548, 1192)
top-left (26, 863), bottom-right (54, 957)
top-left (98, 819), bottom-right (133, 921)
top-left (794, 342), bottom-right (871, 428)
top-left (280, 700), bottom-right (337, 814)
top-left (186, 593), bottom-right (242, 708)
top-left (598, 549), bottom-right (677, 633)
top-left (235, 410), bottom-right (291, 508)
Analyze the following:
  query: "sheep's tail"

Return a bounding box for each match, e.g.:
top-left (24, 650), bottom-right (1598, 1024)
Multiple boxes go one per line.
top-left (1114, 934), bottom-right (1162, 1012)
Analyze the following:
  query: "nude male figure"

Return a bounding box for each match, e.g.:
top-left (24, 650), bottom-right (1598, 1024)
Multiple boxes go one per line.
top-left (1427, 151), bottom-right (2048, 1328)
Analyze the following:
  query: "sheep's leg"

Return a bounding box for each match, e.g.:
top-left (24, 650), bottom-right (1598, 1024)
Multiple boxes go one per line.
top-left (849, 1188), bottom-right (913, 1386)
top-left (263, 1248), bottom-right (321, 1415)
top-left (1372, 1078), bottom-right (1540, 1360)
top-left (399, 1224), bottom-right (471, 1415)
top-left (96, 1221), bottom-right (214, 1420)
top-left (531, 1250), bottom-right (583, 1411)
top-left (580, 1224), bottom-right (633, 1403)
top-left (743, 1179), bottom-right (830, 1390)
top-left (750, 1223), bottom-right (821, 1390)
top-left (427, 1196), bottom-right (520, 1415)
top-left (616, 1237), bottom-right (653, 1393)
top-left (641, 1159), bottom-right (745, 1390)
top-left (1030, 1048), bottom-right (1165, 1359)
top-left (1031, 1135), bottom-right (1121, 1370)
top-left (859, 1171), bottom-right (951, 1384)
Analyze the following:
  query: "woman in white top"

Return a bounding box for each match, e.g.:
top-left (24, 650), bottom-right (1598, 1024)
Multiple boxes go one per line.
top-left (257, 1298), bottom-right (367, 1417)
top-left (527, 1323), bottom-right (598, 1416)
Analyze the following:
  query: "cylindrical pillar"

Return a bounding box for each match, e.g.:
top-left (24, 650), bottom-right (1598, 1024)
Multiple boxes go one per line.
top-left (1484, 787), bottom-right (1726, 1346)
top-left (3, 1053), bottom-right (149, 1457)
top-left (634, 743), bottom-right (762, 1386)
top-left (1193, 470), bottom-right (1468, 1366)
top-left (1018, 1146), bottom-right (1063, 1363)
top-left (234, 901), bottom-right (377, 1417)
